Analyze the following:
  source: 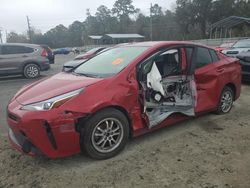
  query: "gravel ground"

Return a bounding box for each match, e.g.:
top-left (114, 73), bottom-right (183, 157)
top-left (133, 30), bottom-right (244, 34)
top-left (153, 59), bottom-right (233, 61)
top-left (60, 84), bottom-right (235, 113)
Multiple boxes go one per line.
top-left (0, 54), bottom-right (250, 188)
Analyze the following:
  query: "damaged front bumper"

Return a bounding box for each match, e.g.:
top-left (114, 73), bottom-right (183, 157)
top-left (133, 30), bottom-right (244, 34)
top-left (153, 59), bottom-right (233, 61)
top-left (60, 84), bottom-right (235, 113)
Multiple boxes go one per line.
top-left (7, 99), bottom-right (86, 158)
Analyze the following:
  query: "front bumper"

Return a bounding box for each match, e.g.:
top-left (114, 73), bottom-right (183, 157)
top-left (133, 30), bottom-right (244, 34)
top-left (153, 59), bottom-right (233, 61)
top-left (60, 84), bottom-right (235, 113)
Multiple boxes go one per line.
top-left (240, 60), bottom-right (250, 80)
top-left (7, 99), bottom-right (84, 158)
top-left (8, 128), bottom-right (43, 156)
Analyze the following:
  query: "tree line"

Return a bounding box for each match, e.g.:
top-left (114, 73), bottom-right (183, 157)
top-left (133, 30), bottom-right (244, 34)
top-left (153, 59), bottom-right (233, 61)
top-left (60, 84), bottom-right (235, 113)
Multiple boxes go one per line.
top-left (6, 0), bottom-right (250, 48)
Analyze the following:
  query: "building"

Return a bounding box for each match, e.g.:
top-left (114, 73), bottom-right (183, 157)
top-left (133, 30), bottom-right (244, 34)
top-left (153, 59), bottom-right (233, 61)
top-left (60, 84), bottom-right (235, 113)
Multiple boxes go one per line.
top-left (88, 34), bottom-right (145, 45)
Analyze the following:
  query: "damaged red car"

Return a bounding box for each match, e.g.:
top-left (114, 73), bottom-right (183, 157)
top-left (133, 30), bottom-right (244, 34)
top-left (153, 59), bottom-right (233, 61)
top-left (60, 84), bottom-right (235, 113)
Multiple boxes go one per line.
top-left (7, 42), bottom-right (241, 159)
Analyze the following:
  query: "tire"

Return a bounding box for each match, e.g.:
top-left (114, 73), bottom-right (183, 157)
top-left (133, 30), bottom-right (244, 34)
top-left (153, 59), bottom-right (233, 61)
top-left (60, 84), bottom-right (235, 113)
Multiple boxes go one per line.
top-left (80, 108), bottom-right (129, 160)
top-left (23, 64), bottom-right (40, 79)
top-left (215, 86), bottom-right (234, 115)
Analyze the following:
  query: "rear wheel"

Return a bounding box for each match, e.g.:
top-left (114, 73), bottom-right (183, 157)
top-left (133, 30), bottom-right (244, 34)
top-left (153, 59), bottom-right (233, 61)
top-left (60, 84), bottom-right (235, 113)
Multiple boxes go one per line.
top-left (215, 86), bottom-right (234, 114)
top-left (80, 108), bottom-right (129, 160)
top-left (23, 64), bottom-right (40, 79)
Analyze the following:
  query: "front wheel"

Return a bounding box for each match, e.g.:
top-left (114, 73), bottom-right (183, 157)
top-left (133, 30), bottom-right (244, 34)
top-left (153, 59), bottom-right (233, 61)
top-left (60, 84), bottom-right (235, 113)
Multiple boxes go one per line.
top-left (80, 108), bottom-right (129, 160)
top-left (215, 86), bottom-right (234, 114)
top-left (23, 64), bottom-right (40, 79)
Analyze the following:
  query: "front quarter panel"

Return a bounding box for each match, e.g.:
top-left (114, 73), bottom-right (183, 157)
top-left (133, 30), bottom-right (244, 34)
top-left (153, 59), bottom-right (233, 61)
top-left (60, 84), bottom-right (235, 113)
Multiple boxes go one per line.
top-left (61, 71), bottom-right (145, 133)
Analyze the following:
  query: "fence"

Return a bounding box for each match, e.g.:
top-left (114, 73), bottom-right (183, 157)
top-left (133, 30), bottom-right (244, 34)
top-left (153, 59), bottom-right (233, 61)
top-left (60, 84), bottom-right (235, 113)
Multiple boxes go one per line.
top-left (73, 37), bottom-right (249, 51)
top-left (192, 37), bottom-right (249, 46)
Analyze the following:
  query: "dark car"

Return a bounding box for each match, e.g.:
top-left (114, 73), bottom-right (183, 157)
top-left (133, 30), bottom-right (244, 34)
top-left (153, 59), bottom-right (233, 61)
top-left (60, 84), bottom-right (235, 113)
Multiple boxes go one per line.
top-left (63, 47), bottom-right (106, 71)
top-left (7, 42), bottom-right (241, 159)
top-left (237, 51), bottom-right (250, 81)
top-left (74, 47), bottom-right (106, 60)
top-left (40, 45), bottom-right (55, 64)
top-left (0, 43), bottom-right (51, 78)
top-left (53, 48), bottom-right (71, 55)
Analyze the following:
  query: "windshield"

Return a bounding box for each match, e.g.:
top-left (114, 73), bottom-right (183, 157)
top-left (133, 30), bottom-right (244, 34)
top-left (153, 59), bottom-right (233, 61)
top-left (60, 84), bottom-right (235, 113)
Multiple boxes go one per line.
top-left (73, 47), bottom-right (148, 78)
top-left (233, 40), bottom-right (250, 48)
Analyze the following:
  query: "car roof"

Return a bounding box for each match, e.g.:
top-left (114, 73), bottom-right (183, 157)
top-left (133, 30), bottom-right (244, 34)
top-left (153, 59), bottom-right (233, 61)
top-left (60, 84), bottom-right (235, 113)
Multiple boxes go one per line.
top-left (0, 43), bottom-right (42, 48)
top-left (120, 41), bottom-right (210, 49)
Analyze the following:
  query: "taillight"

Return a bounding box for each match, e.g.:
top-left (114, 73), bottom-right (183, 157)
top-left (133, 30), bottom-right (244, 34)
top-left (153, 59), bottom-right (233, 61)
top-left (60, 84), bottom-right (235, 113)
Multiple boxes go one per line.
top-left (41, 49), bottom-right (48, 57)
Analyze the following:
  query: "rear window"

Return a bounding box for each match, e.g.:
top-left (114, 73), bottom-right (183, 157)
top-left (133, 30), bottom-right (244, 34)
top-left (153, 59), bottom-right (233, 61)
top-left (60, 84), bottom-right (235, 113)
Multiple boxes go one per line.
top-left (1, 45), bottom-right (34, 55)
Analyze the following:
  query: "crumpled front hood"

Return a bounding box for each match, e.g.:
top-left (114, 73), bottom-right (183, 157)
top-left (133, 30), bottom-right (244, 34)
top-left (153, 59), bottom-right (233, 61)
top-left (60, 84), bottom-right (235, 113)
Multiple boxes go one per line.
top-left (15, 72), bottom-right (103, 105)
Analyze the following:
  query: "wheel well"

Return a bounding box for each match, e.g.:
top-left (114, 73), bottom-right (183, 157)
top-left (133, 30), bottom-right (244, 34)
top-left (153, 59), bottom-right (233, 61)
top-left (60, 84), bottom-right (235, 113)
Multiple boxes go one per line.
top-left (225, 83), bottom-right (236, 100)
top-left (76, 106), bottom-right (133, 138)
top-left (111, 106), bottom-right (133, 138)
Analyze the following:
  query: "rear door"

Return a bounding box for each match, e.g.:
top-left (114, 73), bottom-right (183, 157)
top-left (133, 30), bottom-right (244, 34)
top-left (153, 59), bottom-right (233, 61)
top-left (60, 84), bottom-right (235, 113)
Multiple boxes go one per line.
top-left (193, 47), bottom-right (225, 113)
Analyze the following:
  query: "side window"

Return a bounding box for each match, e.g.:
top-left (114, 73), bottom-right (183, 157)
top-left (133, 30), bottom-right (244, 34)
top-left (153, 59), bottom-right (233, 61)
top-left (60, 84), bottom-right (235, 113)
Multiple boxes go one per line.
top-left (209, 49), bottom-right (219, 62)
top-left (186, 47), bottom-right (194, 64)
top-left (154, 48), bottom-right (182, 77)
top-left (1, 46), bottom-right (34, 55)
top-left (195, 47), bottom-right (213, 69)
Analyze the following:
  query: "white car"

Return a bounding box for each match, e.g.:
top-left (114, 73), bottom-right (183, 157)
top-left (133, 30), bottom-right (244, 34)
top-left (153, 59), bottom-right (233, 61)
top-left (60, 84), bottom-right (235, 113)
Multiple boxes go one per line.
top-left (222, 39), bottom-right (250, 57)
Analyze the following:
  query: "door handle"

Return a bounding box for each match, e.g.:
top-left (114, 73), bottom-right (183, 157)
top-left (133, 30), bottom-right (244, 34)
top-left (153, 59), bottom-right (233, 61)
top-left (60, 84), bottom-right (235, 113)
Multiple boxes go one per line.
top-left (217, 68), bottom-right (224, 73)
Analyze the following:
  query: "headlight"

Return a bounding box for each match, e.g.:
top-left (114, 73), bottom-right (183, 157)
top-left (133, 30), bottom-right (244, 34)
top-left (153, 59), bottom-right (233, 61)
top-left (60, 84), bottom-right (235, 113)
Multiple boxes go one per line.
top-left (21, 88), bottom-right (84, 111)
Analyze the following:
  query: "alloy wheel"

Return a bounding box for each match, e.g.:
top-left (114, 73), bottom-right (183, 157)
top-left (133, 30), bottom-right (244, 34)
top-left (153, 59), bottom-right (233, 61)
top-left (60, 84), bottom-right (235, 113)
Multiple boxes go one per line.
top-left (91, 118), bottom-right (124, 153)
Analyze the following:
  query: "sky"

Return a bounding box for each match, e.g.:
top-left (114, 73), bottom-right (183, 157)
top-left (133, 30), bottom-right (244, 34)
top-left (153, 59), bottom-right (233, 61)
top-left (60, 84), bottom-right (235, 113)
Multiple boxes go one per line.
top-left (0, 0), bottom-right (176, 40)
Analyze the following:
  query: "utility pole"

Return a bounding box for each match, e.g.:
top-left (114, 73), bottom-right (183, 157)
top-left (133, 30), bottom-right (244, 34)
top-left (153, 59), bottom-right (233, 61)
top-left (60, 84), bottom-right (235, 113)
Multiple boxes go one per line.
top-left (0, 29), bottom-right (3, 44)
top-left (150, 3), bottom-right (153, 41)
top-left (5, 30), bottom-right (8, 42)
top-left (26, 16), bottom-right (32, 43)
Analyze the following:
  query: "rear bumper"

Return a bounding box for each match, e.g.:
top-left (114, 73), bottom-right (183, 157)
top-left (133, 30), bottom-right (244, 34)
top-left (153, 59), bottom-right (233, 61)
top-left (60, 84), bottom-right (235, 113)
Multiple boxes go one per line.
top-left (40, 62), bottom-right (51, 71)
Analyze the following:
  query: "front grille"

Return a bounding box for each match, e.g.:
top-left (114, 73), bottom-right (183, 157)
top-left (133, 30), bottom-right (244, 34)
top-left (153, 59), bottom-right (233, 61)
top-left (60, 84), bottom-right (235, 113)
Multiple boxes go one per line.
top-left (8, 112), bottom-right (18, 122)
top-left (242, 65), bottom-right (250, 72)
top-left (227, 51), bottom-right (239, 55)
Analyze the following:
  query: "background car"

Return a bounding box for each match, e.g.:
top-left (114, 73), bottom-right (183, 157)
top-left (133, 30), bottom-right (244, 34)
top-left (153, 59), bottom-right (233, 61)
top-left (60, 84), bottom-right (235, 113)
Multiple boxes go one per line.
top-left (53, 48), bottom-right (71, 55)
top-left (74, 47), bottom-right (106, 60)
top-left (214, 42), bottom-right (235, 52)
top-left (63, 47), bottom-right (106, 71)
top-left (0, 43), bottom-right (51, 78)
top-left (222, 39), bottom-right (250, 57)
top-left (237, 51), bottom-right (250, 81)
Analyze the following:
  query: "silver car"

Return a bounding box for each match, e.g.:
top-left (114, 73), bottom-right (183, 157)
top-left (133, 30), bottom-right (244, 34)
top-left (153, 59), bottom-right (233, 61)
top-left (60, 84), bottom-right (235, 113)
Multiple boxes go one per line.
top-left (222, 39), bottom-right (250, 57)
top-left (0, 43), bottom-right (51, 78)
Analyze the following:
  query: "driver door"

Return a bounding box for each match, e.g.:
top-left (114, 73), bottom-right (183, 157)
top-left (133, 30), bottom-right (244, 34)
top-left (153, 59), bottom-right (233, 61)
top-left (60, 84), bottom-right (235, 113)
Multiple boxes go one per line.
top-left (137, 46), bottom-right (196, 128)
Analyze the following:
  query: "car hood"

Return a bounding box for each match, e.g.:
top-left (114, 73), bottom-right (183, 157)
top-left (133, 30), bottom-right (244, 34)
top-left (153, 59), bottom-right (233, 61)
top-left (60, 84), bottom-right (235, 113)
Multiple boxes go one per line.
top-left (15, 72), bottom-right (103, 105)
top-left (63, 60), bottom-right (87, 68)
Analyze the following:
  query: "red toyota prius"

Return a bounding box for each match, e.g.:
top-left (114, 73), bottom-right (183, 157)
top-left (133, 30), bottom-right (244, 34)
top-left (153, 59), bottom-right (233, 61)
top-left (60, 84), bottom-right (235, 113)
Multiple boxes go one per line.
top-left (7, 42), bottom-right (241, 159)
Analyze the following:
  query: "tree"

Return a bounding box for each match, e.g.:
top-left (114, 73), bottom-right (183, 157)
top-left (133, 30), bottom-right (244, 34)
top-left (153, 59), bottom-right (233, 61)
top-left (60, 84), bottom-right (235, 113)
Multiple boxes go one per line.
top-left (112, 0), bottom-right (138, 32)
top-left (45, 24), bottom-right (69, 48)
top-left (68, 21), bottom-right (85, 47)
top-left (96, 5), bottom-right (113, 34)
top-left (151, 4), bottom-right (163, 17)
top-left (6, 32), bottom-right (28, 43)
top-left (193, 0), bottom-right (213, 38)
top-left (176, 0), bottom-right (196, 39)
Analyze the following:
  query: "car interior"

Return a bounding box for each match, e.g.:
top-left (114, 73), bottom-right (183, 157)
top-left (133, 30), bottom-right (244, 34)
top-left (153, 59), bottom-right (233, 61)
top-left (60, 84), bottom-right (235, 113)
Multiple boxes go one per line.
top-left (138, 48), bottom-right (196, 128)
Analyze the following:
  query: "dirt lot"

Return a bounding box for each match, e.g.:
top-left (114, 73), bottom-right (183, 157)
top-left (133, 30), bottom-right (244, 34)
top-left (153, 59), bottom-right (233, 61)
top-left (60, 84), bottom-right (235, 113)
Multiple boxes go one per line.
top-left (0, 55), bottom-right (250, 187)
